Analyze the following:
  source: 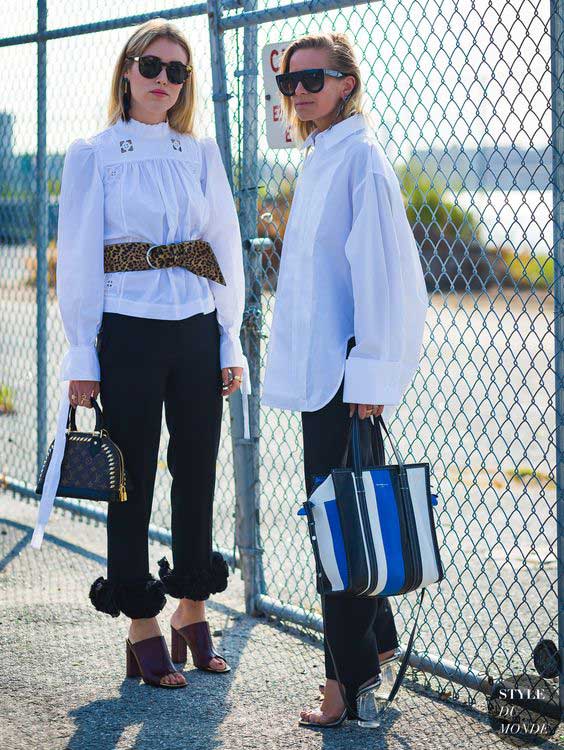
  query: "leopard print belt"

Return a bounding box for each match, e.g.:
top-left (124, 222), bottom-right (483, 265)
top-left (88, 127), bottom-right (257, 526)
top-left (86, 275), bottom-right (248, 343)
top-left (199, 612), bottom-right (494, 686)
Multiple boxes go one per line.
top-left (103, 240), bottom-right (226, 286)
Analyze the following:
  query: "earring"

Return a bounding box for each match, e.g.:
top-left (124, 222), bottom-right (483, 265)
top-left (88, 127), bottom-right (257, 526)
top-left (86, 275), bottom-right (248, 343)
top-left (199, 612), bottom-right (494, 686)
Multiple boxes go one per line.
top-left (122, 76), bottom-right (131, 115)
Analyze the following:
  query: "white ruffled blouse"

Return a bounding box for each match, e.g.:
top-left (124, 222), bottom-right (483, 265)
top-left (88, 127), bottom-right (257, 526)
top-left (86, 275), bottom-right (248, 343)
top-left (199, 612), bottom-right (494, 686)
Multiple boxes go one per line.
top-left (31, 116), bottom-right (250, 549)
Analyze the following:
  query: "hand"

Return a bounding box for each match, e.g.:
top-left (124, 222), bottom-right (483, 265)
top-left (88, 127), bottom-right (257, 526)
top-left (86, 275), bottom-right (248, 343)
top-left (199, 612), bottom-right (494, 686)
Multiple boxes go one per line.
top-left (221, 367), bottom-right (243, 397)
top-left (68, 380), bottom-right (100, 408)
top-left (349, 403), bottom-right (384, 419)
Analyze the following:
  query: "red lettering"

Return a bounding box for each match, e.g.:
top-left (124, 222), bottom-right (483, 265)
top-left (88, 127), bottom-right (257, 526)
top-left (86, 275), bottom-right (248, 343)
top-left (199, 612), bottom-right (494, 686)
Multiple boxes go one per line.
top-left (270, 46), bottom-right (287, 73)
top-left (270, 49), bottom-right (279, 73)
top-left (273, 104), bottom-right (281, 122)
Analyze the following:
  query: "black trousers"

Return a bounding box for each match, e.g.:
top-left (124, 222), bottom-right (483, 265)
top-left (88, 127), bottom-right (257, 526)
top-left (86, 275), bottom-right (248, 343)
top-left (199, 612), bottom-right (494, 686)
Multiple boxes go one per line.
top-left (300, 338), bottom-right (399, 707)
top-left (88, 310), bottom-right (229, 620)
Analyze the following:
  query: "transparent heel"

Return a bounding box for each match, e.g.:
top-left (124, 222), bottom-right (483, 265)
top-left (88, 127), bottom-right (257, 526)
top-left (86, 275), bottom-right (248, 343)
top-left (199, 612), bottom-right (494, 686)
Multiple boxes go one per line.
top-left (356, 650), bottom-right (401, 728)
top-left (377, 649), bottom-right (401, 695)
top-left (356, 680), bottom-right (383, 729)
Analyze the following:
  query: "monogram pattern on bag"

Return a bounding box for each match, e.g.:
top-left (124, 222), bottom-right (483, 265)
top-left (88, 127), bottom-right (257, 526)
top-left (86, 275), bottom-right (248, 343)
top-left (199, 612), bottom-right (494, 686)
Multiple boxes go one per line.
top-left (103, 241), bottom-right (226, 285)
top-left (36, 433), bottom-right (127, 497)
top-left (120, 139), bottom-right (134, 153)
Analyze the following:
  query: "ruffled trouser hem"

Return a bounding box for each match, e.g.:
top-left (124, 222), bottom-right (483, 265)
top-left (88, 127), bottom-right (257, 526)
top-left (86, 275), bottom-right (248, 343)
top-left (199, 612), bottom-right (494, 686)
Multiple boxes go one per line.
top-left (89, 574), bottom-right (167, 619)
top-left (157, 552), bottom-right (229, 601)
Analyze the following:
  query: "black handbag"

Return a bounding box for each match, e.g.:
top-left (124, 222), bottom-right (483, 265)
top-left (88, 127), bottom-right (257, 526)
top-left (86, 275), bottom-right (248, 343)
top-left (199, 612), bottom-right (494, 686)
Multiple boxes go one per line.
top-left (36, 397), bottom-right (129, 503)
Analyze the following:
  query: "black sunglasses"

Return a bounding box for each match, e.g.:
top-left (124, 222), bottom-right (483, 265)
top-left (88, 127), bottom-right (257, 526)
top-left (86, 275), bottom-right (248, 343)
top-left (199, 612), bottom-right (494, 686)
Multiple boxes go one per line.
top-left (126, 55), bottom-right (192, 85)
top-left (275, 68), bottom-right (345, 96)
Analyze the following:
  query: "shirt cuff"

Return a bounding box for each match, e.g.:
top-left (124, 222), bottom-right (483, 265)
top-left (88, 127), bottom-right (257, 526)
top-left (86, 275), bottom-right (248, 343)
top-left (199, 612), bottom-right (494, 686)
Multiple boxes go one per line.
top-left (59, 345), bottom-right (100, 382)
top-left (219, 330), bottom-right (245, 370)
top-left (343, 356), bottom-right (416, 405)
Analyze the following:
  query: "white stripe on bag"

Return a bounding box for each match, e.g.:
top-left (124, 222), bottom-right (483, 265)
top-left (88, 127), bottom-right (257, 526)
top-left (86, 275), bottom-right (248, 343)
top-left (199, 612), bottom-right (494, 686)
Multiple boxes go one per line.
top-left (351, 472), bottom-right (372, 595)
top-left (309, 476), bottom-right (344, 591)
top-left (362, 471), bottom-right (388, 595)
top-left (405, 466), bottom-right (440, 586)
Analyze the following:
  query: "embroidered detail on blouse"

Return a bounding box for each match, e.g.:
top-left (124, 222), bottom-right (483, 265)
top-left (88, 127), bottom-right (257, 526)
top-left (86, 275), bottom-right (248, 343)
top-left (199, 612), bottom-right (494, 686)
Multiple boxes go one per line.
top-left (105, 165), bottom-right (121, 182)
top-left (120, 139), bottom-right (134, 153)
top-left (171, 137), bottom-right (182, 151)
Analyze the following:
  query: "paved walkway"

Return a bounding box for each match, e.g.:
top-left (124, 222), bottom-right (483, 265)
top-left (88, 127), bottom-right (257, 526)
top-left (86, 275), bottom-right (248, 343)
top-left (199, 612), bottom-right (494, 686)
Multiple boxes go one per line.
top-left (1, 491), bottom-right (561, 750)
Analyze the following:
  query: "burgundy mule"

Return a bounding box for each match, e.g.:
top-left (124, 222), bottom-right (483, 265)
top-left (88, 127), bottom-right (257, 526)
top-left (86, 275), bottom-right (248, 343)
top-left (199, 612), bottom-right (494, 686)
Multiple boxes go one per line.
top-left (171, 621), bottom-right (230, 673)
top-left (126, 635), bottom-right (187, 688)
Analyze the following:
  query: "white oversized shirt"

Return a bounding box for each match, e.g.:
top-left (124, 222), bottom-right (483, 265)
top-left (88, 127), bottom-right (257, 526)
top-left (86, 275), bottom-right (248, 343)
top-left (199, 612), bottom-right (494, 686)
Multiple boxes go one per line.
top-left (261, 113), bottom-right (429, 423)
top-left (31, 116), bottom-right (250, 549)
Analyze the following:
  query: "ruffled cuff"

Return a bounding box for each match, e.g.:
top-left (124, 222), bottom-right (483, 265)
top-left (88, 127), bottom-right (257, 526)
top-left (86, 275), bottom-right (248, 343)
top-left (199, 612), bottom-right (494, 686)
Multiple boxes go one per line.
top-left (157, 552), bottom-right (229, 601)
top-left (89, 575), bottom-right (166, 619)
top-left (219, 332), bottom-right (252, 439)
top-left (59, 345), bottom-right (100, 382)
top-left (219, 330), bottom-right (244, 371)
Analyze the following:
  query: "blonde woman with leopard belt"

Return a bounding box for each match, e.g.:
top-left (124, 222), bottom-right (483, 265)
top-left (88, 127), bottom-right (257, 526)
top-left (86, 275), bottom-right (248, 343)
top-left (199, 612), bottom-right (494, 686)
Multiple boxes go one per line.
top-left (31, 17), bottom-right (250, 689)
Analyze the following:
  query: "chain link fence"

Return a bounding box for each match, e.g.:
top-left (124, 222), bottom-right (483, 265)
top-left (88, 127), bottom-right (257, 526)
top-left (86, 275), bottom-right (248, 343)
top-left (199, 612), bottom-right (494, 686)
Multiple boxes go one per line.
top-left (0, 0), bottom-right (561, 724)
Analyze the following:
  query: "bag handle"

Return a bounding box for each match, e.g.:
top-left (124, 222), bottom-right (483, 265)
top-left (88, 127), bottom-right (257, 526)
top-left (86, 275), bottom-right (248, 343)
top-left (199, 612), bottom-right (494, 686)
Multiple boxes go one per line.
top-left (66, 396), bottom-right (104, 434)
top-left (340, 411), bottom-right (385, 470)
top-left (340, 412), bottom-right (405, 474)
top-left (373, 414), bottom-right (406, 467)
top-left (322, 587), bottom-right (426, 723)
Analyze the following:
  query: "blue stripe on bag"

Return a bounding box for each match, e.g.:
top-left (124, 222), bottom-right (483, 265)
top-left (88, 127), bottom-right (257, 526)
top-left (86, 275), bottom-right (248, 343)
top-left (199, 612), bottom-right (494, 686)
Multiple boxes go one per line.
top-left (325, 499), bottom-right (348, 589)
top-left (367, 468), bottom-right (406, 596)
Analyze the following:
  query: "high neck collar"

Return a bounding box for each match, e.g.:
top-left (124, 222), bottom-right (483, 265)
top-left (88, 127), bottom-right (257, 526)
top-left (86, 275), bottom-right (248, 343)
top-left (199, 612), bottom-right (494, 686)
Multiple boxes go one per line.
top-left (117, 116), bottom-right (170, 138)
top-left (300, 112), bottom-right (366, 152)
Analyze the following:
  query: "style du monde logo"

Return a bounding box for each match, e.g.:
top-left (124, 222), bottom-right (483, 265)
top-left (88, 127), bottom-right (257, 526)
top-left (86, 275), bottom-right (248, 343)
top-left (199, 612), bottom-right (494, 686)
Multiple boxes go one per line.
top-left (486, 671), bottom-right (560, 746)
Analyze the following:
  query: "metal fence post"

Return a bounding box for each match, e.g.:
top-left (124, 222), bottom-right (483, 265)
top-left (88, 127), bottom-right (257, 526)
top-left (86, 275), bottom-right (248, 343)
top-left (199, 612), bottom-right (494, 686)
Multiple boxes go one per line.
top-left (208, 0), bottom-right (264, 614)
top-left (550, 0), bottom-right (564, 720)
top-left (35, 0), bottom-right (48, 480)
top-left (236, 0), bottom-right (267, 614)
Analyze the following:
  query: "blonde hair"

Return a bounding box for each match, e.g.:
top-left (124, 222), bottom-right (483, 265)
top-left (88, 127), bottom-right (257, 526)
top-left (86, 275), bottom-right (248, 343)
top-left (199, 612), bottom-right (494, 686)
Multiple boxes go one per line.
top-left (279, 32), bottom-right (364, 143)
top-left (107, 18), bottom-right (197, 135)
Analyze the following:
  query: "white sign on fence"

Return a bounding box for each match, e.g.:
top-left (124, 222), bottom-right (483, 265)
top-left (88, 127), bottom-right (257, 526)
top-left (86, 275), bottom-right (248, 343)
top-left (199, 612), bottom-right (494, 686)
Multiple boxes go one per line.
top-left (262, 41), bottom-right (294, 149)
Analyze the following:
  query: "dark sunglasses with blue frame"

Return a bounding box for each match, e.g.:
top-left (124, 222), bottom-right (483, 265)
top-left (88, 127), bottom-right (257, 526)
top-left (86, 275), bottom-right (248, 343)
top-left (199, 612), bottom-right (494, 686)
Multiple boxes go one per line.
top-left (275, 68), bottom-right (345, 96)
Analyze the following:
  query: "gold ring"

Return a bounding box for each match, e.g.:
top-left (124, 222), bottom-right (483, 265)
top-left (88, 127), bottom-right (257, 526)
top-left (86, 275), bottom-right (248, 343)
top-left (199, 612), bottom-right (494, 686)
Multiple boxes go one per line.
top-left (233, 375), bottom-right (243, 382)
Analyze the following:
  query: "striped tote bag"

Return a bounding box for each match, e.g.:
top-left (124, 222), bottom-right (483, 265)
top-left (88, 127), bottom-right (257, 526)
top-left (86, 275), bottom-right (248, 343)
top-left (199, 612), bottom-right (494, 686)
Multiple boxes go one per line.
top-left (300, 412), bottom-right (444, 716)
top-left (301, 413), bottom-right (443, 598)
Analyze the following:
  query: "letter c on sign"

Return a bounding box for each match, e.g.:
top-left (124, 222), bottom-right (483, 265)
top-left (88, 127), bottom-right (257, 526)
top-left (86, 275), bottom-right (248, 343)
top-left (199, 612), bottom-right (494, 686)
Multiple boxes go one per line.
top-left (271, 49), bottom-right (280, 73)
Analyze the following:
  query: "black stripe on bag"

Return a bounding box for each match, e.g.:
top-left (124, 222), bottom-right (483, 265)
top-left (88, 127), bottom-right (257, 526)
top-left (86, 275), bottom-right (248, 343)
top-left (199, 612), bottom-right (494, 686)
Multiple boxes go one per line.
top-left (332, 469), bottom-right (371, 595)
top-left (388, 467), bottom-right (417, 594)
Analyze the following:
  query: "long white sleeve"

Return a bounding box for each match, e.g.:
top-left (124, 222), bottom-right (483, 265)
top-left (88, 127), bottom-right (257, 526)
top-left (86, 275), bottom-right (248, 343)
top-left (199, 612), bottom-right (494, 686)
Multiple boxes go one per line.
top-left (200, 138), bottom-right (247, 368)
top-left (57, 138), bottom-right (105, 381)
top-left (31, 138), bottom-right (105, 550)
top-left (200, 137), bottom-right (251, 438)
top-left (343, 165), bottom-right (429, 407)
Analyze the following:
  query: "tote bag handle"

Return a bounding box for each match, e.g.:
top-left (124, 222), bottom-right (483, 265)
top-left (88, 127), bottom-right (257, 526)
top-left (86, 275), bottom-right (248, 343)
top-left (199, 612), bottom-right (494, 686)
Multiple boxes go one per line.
top-left (340, 412), bottom-right (405, 474)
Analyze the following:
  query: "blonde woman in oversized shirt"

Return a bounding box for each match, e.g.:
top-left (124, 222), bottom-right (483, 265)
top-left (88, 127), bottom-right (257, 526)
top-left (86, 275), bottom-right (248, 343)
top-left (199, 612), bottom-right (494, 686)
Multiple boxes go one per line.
top-left (262, 33), bottom-right (429, 726)
top-left (31, 18), bottom-right (251, 688)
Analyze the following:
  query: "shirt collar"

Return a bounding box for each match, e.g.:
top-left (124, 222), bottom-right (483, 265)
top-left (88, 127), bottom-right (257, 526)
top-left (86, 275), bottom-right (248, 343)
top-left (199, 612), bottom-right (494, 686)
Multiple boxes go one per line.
top-left (299, 112), bottom-right (367, 152)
